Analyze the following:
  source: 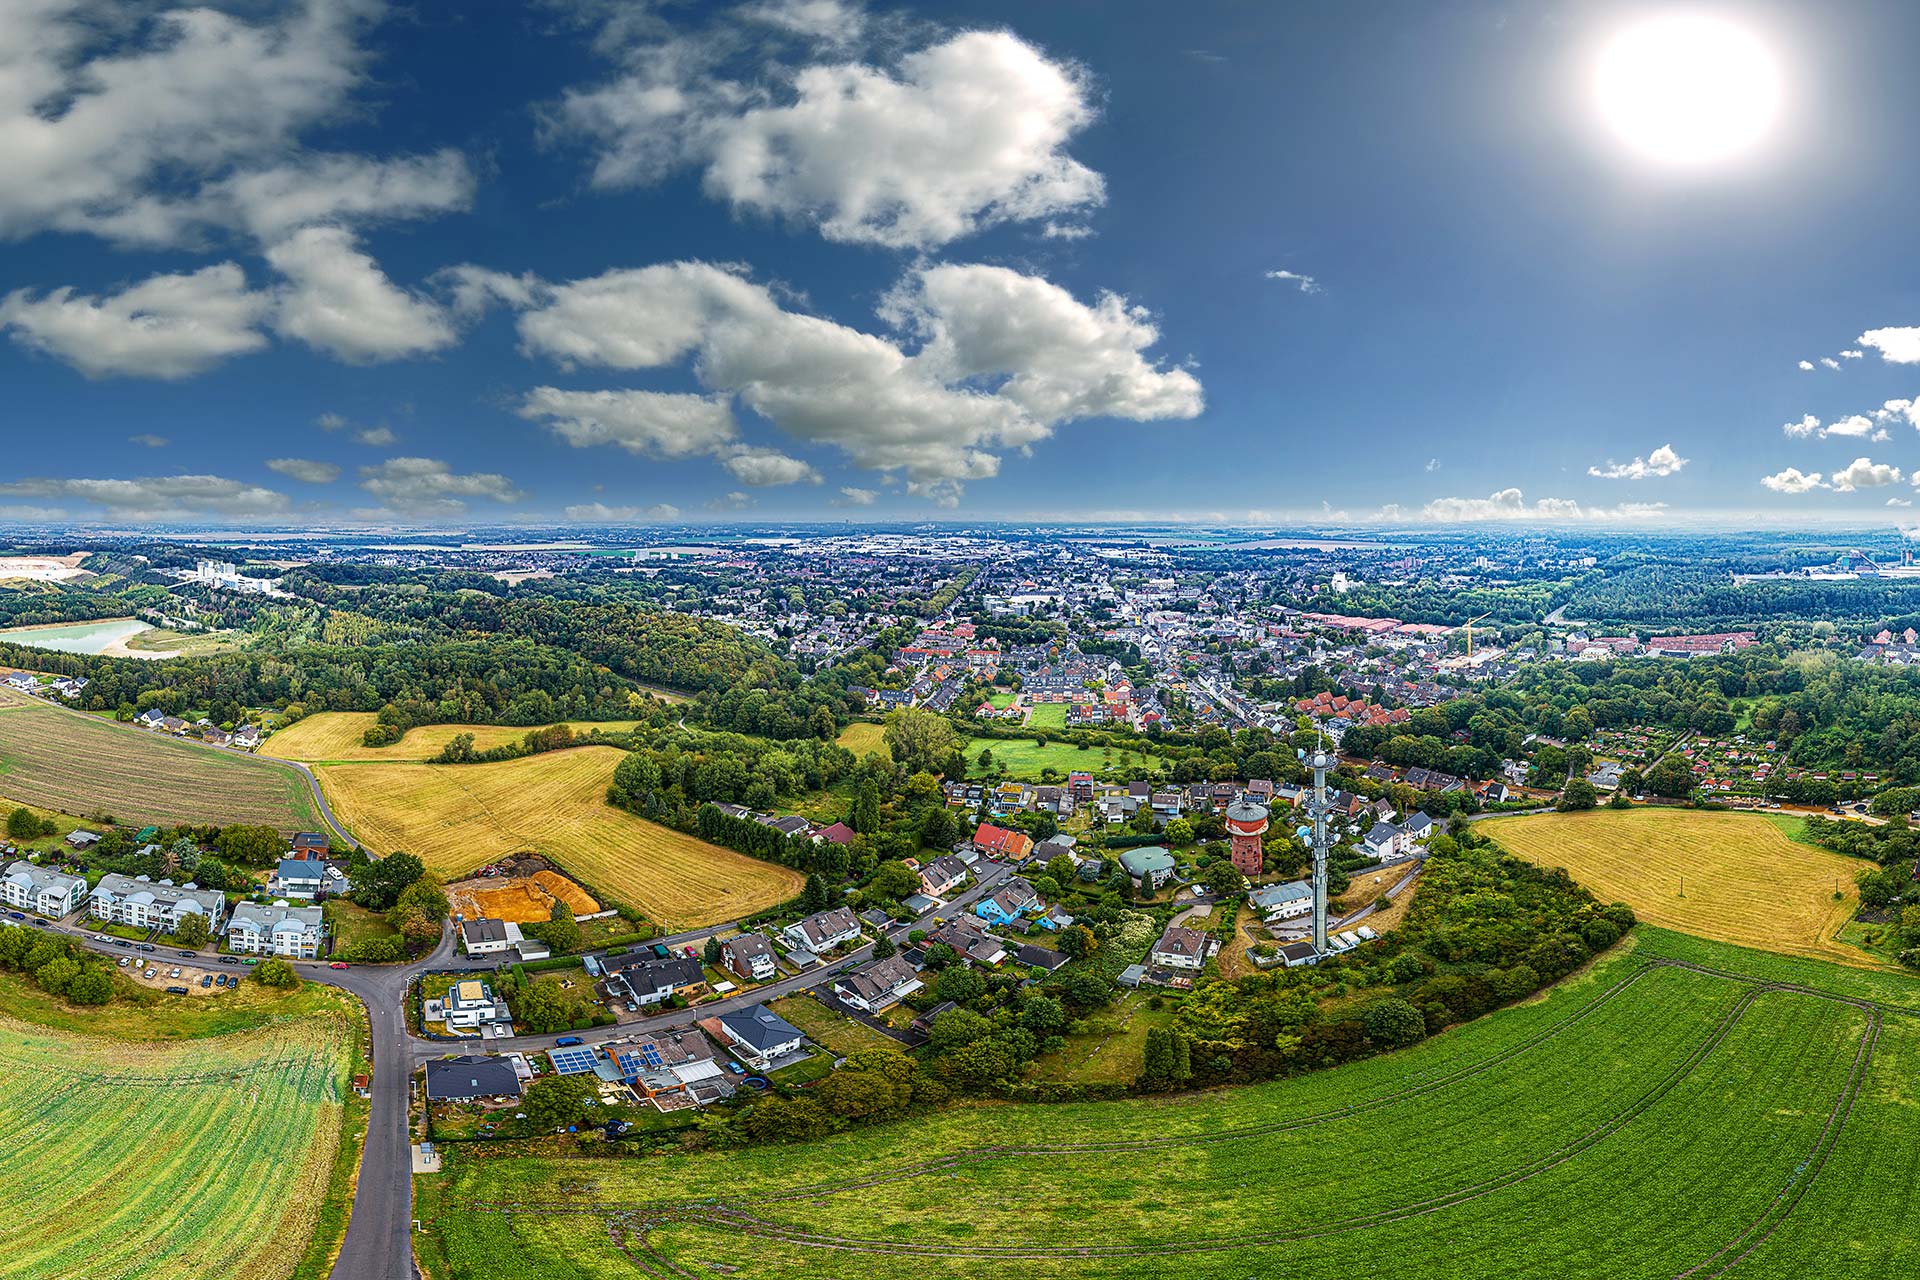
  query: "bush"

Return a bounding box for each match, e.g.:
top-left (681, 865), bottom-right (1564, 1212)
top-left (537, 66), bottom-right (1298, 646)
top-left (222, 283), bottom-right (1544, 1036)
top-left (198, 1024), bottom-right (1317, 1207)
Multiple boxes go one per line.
top-left (255, 957), bottom-right (301, 989)
top-left (1362, 997), bottom-right (1426, 1048)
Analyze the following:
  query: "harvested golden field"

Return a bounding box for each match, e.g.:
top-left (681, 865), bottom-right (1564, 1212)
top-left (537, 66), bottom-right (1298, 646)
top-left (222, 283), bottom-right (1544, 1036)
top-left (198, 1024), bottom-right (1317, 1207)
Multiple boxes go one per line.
top-left (447, 871), bottom-right (600, 924)
top-left (262, 711), bottom-right (643, 763)
top-left (317, 747), bottom-right (800, 927)
top-left (0, 685), bottom-right (317, 829)
top-left (1479, 807), bottom-right (1876, 967)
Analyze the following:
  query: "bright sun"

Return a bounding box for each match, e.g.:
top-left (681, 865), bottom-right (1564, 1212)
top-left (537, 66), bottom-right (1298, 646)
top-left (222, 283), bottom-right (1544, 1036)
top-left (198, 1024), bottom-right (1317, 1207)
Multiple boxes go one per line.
top-left (1593, 13), bottom-right (1782, 166)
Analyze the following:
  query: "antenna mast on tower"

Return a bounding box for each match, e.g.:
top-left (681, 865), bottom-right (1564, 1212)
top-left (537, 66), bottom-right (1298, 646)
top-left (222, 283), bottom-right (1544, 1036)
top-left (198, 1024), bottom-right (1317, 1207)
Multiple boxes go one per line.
top-left (1299, 736), bottom-right (1335, 952)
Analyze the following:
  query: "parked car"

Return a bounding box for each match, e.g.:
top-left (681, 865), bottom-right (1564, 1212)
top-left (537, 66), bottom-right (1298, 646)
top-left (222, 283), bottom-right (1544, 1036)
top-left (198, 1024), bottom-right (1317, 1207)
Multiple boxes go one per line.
top-left (168, 967), bottom-right (182, 978)
top-left (219, 956), bottom-right (237, 965)
top-left (4, 911), bottom-right (21, 920)
top-left (625, 1001), bottom-right (638, 1012)
top-left (329, 961), bottom-right (349, 969)
top-left (164, 986), bottom-right (188, 995)
top-left (177, 950), bottom-right (196, 958)
top-left (114, 940), bottom-right (132, 949)
top-left (555, 1036), bottom-right (583, 1047)
top-left (142, 968), bottom-right (157, 979)
top-left (117, 957), bottom-right (130, 968)
top-left (30, 919), bottom-right (47, 927)
top-left (136, 943), bottom-right (155, 952)
top-left (242, 958), bottom-right (258, 965)
top-left (200, 974), bottom-right (213, 988)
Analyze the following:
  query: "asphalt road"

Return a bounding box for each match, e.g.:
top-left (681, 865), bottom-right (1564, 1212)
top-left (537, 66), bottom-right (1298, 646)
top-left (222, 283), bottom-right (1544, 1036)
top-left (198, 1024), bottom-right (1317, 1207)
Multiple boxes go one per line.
top-left (54, 859), bottom-right (1017, 1278)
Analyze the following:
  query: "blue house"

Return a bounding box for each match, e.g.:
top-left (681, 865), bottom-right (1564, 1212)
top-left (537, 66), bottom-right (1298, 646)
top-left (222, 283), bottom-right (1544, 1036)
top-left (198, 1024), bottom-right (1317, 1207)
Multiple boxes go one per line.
top-left (974, 877), bottom-right (1051, 928)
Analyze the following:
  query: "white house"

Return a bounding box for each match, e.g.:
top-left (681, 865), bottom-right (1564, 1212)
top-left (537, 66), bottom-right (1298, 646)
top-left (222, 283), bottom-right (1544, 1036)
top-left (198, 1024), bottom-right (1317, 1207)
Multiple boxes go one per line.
top-left (427, 978), bottom-right (512, 1031)
top-left (227, 902), bottom-right (324, 958)
top-left (1402, 812), bottom-right (1435, 845)
top-left (830, 955), bottom-right (924, 1013)
top-left (0, 861), bottom-right (86, 917)
top-left (1362, 821), bottom-right (1403, 861)
top-left (270, 858), bottom-right (326, 900)
top-left (717, 1003), bottom-right (806, 1068)
top-left (90, 873), bottom-right (226, 934)
top-left (1149, 925), bottom-right (1210, 970)
top-left (1248, 879), bottom-right (1313, 923)
top-left (783, 906), bottom-right (862, 953)
top-left (460, 917), bottom-right (525, 956)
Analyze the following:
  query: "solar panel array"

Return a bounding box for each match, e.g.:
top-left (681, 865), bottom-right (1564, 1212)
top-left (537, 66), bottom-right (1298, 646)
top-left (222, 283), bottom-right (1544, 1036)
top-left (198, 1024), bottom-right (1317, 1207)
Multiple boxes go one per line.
top-left (548, 1046), bottom-right (597, 1076)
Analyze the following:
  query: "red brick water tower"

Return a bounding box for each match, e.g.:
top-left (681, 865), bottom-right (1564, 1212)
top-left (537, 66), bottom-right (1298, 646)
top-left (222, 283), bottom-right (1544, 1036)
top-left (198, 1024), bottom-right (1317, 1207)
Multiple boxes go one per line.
top-left (1224, 799), bottom-right (1270, 877)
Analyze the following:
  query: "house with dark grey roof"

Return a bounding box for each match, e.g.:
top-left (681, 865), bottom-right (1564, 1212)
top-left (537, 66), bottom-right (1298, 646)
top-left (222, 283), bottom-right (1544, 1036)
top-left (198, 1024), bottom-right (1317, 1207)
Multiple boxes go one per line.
top-left (783, 906), bottom-right (862, 953)
top-left (721, 932), bottom-right (776, 981)
top-left (425, 1054), bottom-right (522, 1101)
top-left (604, 954), bottom-right (706, 1006)
top-left (830, 955), bottom-right (923, 1012)
top-left (717, 1003), bottom-right (806, 1068)
top-left (1, 861), bottom-right (86, 917)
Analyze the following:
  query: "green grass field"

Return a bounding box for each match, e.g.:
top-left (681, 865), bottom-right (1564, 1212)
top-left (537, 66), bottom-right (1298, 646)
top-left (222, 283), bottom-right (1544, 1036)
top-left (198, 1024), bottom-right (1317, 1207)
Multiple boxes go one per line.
top-left (414, 927), bottom-right (1920, 1279)
top-left (0, 685), bottom-right (319, 830)
top-left (0, 999), bottom-right (356, 1278)
top-left (834, 722), bottom-right (888, 757)
top-left (1026, 701), bottom-right (1068, 728)
top-left (962, 735), bottom-right (1169, 780)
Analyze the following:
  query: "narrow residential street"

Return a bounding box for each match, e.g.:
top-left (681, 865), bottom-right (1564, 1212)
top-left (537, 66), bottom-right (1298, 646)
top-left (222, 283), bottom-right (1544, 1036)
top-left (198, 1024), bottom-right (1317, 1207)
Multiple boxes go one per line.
top-left (59, 858), bottom-right (1017, 1278)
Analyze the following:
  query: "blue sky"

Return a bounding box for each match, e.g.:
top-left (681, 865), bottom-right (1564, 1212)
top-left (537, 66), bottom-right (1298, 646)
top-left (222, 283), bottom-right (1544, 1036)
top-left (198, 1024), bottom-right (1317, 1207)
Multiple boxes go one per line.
top-left (3, 0), bottom-right (1919, 526)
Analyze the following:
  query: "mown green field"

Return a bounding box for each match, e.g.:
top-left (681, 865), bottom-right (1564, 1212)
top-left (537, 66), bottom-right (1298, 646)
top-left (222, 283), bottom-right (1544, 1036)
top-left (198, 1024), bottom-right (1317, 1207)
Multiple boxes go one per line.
top-left (961, 735), bottom-right (1169, 780)
top-left (415, 927), bottom-right (1920, 1279)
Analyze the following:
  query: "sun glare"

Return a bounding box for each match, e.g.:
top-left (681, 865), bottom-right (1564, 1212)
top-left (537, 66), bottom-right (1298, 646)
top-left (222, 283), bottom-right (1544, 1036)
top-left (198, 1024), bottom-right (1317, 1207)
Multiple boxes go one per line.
top-left (1593, 13), bottom-right (1782, 167)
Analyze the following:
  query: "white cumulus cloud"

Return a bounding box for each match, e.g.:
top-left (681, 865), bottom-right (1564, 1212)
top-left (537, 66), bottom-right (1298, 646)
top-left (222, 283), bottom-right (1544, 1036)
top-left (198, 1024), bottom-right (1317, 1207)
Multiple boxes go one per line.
top-left (518, 388), bottom-right (738, 459)
top-left (1588, 443), bottom-right (1687, 480)
top-left (0, 473), bottom-right (290, 520)
top-left (266, 458), bottom-right (342, 483)
top-left (0, 264), bottom-right (270, 378)
top-left (357, 457), bottom-right (523, 516)
top-left (1831, 457), bottom-right (1903, 492)
top-left (1264, 269), bottom-right (1320, 294)
top-left (563, 502), bottom-right (681, 521)
top-left (266, 227), bottom-right (458, 363)
top-left (1419, 488), bottom-right (1663, 522)
top-left (1760, 467), bottom-right (1827, 494)
top-left (1859, 328), bottom-right (1920, 363)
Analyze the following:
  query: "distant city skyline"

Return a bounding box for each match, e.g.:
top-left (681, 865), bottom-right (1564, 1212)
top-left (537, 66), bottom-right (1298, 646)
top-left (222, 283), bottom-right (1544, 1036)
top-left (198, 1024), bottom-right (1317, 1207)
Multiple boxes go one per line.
top-left (3, 1), bottom-right (1919, 526)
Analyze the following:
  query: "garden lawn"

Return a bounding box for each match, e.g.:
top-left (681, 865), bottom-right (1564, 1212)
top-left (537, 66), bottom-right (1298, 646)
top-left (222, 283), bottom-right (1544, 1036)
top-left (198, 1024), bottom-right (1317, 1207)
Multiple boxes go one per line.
top-left (833, 722), bottom-right (888, 756)
top-left (962, 736), bottom-right (1170, 781)
top-left (1027, 702), bottom-right (1068, 729)
top-left (768, 994), bottom-right (903, 1058)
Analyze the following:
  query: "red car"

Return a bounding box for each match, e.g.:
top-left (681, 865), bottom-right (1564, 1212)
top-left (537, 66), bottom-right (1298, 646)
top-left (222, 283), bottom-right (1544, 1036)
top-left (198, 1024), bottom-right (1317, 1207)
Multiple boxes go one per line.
top-left (329, 962), bottom-right (350, 970)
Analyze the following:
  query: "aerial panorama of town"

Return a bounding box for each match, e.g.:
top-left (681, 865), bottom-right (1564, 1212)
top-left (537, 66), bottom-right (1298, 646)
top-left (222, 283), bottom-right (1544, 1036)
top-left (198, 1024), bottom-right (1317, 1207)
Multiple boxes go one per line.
top-left (6, 1), bottom-right (1920, 1278)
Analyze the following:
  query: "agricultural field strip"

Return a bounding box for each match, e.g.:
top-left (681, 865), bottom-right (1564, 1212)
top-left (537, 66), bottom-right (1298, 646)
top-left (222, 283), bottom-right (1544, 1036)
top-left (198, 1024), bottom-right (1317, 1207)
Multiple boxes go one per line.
top-left (624, 986), bottom-right (1871, 1263)
top-left (0, 1021), bottom-right (347, 1279)
top-left (463, 956), bottom-right (1888, 1263)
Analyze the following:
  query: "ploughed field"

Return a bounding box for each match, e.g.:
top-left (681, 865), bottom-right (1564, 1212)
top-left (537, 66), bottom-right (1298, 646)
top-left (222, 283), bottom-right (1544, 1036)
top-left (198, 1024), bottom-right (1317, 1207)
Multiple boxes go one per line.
top-left (1480, 808), bottom-right (1871, 967)
top-left (0, 1010), bottom-right (353, 1279)
top-left (315, 746), bottom-right (800, 927)
top-left (261, 710), bottom-right (642, 763)
top-left (414, 929), bottom-right (1920, 1279)
top-left (0, 685), bottom-right (317, 829)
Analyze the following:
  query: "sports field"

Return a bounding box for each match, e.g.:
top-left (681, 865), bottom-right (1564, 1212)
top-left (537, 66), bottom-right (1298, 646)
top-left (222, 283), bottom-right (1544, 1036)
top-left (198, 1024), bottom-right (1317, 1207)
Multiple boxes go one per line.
top-left (413, 928), bottom-right (1920, 1279)
top-left (315, 747), bottom-right (800, 927)
top-left (1479, 808), bottom-right (1872, 967)
top-left (962, 735), bottom-right (1169, 780)
top-left (0, 685), bottom-right (317, 829)
top-left (262, 711), bottom-right (643, 763)
top-left (0, 1010), bottom-right (354, 1279)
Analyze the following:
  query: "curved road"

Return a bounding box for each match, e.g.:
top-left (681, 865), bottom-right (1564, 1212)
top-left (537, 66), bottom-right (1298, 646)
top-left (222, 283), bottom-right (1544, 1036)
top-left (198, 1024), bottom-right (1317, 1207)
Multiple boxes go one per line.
top-left (58, 860), bottom-right (1015, 1279)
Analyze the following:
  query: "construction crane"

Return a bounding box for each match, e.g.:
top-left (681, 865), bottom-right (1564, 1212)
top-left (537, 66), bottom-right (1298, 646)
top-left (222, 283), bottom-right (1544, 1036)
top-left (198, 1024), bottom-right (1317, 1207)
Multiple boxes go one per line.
top-left (1456, 611), bottom-right (1492, 658)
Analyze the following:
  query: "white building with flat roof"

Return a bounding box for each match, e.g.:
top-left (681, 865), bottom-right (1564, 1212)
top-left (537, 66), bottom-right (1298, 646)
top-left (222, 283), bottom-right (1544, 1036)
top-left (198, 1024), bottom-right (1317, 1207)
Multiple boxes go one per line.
top-left (227, 902), bottom-right (324, 958)
top-left (89, 873), bottom-right (226, 933)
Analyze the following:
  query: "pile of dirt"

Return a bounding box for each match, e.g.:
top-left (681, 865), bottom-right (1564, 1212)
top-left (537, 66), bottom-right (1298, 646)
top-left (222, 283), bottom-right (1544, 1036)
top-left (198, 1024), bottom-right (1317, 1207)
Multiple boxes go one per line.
top-left (448, 867), bottom-right (599, 924)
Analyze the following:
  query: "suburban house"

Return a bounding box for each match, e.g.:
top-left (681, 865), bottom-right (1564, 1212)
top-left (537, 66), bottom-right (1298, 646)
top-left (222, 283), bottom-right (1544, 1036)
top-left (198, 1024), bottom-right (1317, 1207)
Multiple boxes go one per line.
top-left (3, 671), bottom-right (36, 692)
top-left (605, 954), bottom-right (706, 1006)
top-left (974, 877), bottom-right (1045, 927)
top-left (425, 1054), bottom-right (522, 1101)
top-left (0, 861), bottom-right (86, 917)
top-left (831, 954), bottom-right (924, 1012)
top-left (289, 832), bottom-right (329, 859)
top-left (429, 979), bottom-right (513, 1032)
top-left (1363, 821), bottom-right (1403, 861)
top-left (1151, 925), bottom-right (1210, 970)
top-left (972, 822), bottom-right (1034, 861)
top-left (783, 906), bottom-right (862, 954)
top-left (717, 1003), bottom-right (806, 1068)
top-left (721, 932), bottom-right (777, 981)
top-left (65, 830), bottom-right (102, 850)
top-left (1249, 879), bottom-right (1315, 923)
top-left (812, 822), bottom-right (856, 846)
top-left (1118, 846), bottom-right (1177, 890)
top-left (918, 854), bottom-right (969, 898)
top-left (610, 1029), bottom-right (731, 1106)
top-left (89, 873), bottom-right (227, 934)
top-left (1402, 812), bottom-right (1435, 844)
top-left (762, 814), bottom-right (812, 838)
top-left (226, 902), bottom-right (324, 958)
top-left (928, 916), bottom-right (1008, 967)
top-left (460, 917), bottom-right (528, 957)
top-left (270, 858), bottom-right (326, 900)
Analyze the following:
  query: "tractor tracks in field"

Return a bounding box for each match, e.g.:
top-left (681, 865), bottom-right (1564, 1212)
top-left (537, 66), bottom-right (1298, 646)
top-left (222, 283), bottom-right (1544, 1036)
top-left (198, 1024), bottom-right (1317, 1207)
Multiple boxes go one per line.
top-left (463, 957), bottom-right (1894, 1273)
